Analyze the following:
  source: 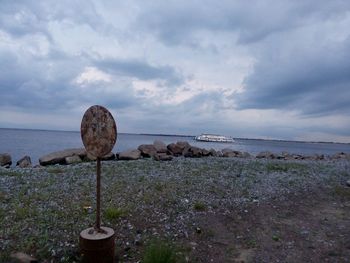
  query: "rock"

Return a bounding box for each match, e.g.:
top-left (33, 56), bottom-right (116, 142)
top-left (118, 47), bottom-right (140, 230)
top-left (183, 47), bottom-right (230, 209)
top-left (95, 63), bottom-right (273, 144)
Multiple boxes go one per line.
top-left (346, 180), bottom-right (350, 187)
top-left (177, 141), bottom-right (191, 149)
top-left (221, 149), bottom-right (248, 158)
top-left (332, 152), bottom-right (349, 160)
top-left (153, 140), bottom-right (167, 153)
top-left (256, 151), bottom-right (275, 159)
top-left (209, 149), bottom-right (218, 157)
top-left (313, 154), bottom-right (325, 161)
top-left (65, 155), bottom-right (82, 165)
top-left (222, 149), bottom-right (236, 158)
top-left (0, 153), bottom-right (12, 167)
top-left (236, 151), bottom-right (251, 158)
top-left (183, 146), bottom-right (202, 158)
top-left (153, 153), bottom-right (173, 161)
top-left (216, 151), bottom-right (223, 157)
top-left (201, 149), bottom-right (211, 157)
top-left (16, 156), bottom-right (32, 168)
top-left (134, 233), bottom-right (142, 246)
top-left (39, 148), bottom-right (87, 166)
top-left (10, 252), bottom-right (38, 263)
top-left (167, 143), bottom-right (183, 156)
top-left (118, 149), bottom-right (141, 160)
top-left (167, 141), bottom-right (191, 156)
top-left (191, 146), bottom-right (202, 158)
top-left (87, 152), bottom-right (115, 161)
top-left (138, 144), bottom-right (157, 158)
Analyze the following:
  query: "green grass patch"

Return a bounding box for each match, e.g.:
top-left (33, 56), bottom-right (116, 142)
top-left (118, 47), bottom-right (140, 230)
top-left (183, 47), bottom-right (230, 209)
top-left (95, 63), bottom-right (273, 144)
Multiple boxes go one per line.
top-left (0, 170), bottom-right (23, 177)
top-left (143, 240), bottom-right (179, 263)
top-left (104, 207), bottom-right (127, 221)
top-left (193, 201), bottom-right (206, 211)
top-left (266, 162), bottom-right (307, 173)
top-left (333, 186), bottom-right (350, 199)
top-left (46, 167), bottom-right (64, 174)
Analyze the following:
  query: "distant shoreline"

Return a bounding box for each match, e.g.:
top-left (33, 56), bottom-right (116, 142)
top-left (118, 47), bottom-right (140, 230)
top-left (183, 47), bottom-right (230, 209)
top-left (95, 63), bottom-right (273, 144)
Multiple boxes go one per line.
top-left (0, 127), bottom-right (349, 145)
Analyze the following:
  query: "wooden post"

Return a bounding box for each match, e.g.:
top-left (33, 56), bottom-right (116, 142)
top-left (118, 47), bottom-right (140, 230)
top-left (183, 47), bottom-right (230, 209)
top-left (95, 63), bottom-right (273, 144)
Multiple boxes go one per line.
top-left (96, 157), bottom-right (101, 231)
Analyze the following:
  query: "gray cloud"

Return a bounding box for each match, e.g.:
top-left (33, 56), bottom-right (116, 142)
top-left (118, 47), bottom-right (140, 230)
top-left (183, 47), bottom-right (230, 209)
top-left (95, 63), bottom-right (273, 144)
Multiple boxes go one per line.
top-left (135, 1), bottom-right (350, 45)
top-left (1, 0), bottom-right (350, 141)
top-left (0, 48), bottom-right (136, 113)
top-left (94, 58), bottom-right (184, 86)
top-left (236, 35), bottom-right (350, 116)
top-left (0, 0), bottom-right (107, 40)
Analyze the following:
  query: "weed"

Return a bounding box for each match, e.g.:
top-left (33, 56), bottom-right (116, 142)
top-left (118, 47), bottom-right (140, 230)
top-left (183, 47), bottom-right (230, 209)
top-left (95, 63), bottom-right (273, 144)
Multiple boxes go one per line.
top-left (266, 162), bottom-right (307, 173)
top-left (333, 186), bottom-right (350, 199)
top-left (143, 240), bottom-right (177, 263)
top-left (246, 239), bottom-right (257, 248)
top-left (46, 167), bottom-right (64, 174)
top-left (15, 206), bottom-right (28, 220)
top-left (139, 175), bottom-right (145, 182)
top-left (155, 182), bottom-right (165, 192)
top-left (272, 235), bottom-right (280, 241)
top-left (0, 170), bottom-right (22, 177)
top-left (193, 201), bottom-right (206, 211)
top-left (104, 207), bottom-right (127, 221)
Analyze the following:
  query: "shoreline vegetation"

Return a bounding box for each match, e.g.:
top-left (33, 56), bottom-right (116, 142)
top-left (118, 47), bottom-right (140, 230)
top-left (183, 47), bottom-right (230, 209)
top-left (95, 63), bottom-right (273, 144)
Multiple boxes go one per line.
top-left (0, 140), bottom-right (350, 262)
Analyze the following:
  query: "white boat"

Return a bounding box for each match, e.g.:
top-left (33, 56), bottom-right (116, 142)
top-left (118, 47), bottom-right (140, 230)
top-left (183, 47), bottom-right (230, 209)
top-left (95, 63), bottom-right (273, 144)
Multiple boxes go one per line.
top-left (195, 134), bottom-right (234, 143)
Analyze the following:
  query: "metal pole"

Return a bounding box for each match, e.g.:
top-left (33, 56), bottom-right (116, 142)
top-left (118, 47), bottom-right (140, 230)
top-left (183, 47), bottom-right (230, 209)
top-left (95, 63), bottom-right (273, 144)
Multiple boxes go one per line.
top-left (96, 157), bottom-right (101, 231)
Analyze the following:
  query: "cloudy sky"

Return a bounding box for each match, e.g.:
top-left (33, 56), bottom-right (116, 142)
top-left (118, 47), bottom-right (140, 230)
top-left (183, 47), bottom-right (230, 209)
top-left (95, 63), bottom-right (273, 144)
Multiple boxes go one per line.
top-left (1, 0), bottom-right (350, 142)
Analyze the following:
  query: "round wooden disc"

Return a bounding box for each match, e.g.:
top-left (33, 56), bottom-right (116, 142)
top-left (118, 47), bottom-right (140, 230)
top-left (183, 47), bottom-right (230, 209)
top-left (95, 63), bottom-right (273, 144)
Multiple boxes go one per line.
top-left (81, 105), bottom-right (117, 158)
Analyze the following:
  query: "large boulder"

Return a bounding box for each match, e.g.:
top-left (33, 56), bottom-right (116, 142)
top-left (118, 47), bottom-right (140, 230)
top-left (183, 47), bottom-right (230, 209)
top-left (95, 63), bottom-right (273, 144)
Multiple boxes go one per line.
top-left (167, 143), bottom-right (183, 156)
top-left (332, 152), bottom-right (349, 160)
top-left (201, 149), bottom-right (211, 157)
top-left (138, 144), bottom-right (157, 158)
top-left (256, 151), bottom-right (275, 159)
top-left (16, 156), bottom-right (32, 168)
top-left (39, 148), bottom-right (87, 166)
top-left (222, 148), bottom-right (236, 157)
top-left (184, 146), bottom-right (203, 158)
top-left (65, 155), bottom-right (82, 165)
top-left (153, 153), bottom-right (173, 161)
top-left (167, 141), bottom-right (191, 156)
top-left (209, 149), bottom-right (218, 157)
top-left (118, 149), bottom-right (141, 160)
top-left (0, 153), bottom-right (12, 168)
top-left (153, 140), bottom-right (167, 153)
top-left (87, 152), bottom-right (115, 161)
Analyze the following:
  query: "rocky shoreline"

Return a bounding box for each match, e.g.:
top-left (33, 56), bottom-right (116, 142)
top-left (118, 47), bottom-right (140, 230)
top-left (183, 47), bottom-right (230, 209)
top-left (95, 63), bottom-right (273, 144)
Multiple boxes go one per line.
top-left (1, 140), bottom-right (350, 169)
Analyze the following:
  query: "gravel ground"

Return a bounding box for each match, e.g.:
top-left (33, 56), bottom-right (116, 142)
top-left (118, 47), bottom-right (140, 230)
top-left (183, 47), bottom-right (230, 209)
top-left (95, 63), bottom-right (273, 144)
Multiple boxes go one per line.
top-left (0, 157), bottom-right (349, 262)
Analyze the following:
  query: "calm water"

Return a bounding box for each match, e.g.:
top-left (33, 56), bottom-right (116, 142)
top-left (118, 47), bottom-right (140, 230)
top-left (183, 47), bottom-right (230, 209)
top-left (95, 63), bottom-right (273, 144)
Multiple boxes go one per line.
top-left (1, 128), bottom-right (350, 165)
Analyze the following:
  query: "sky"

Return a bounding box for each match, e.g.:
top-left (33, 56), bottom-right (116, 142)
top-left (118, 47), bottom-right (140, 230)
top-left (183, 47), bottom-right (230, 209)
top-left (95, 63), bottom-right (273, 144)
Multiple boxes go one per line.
top-left (0, 0), bottom-right (350, 142)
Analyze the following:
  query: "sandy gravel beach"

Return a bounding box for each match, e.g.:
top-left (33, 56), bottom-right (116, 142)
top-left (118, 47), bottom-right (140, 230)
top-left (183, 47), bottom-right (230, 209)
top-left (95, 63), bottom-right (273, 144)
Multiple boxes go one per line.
top-left (1, 157), bottom-right (350, 262)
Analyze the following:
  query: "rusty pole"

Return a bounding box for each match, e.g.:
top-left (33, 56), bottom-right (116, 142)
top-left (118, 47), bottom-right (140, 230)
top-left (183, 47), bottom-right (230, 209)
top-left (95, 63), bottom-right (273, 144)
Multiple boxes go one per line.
top-left (96, 157), bottom-right (101, 231)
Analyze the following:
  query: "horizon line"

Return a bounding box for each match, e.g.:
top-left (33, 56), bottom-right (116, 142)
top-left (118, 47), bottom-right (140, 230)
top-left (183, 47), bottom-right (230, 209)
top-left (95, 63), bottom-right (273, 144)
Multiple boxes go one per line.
top-left (0, 126), bottom-right (349, 145)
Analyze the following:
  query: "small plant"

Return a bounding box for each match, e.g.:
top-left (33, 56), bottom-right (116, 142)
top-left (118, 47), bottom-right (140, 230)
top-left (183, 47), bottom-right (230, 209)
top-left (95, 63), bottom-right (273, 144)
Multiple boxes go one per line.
top-left (0, 170), bottom-right (22, 177)
top-left (143, 240), bottom-right (177, 263)
top-left (15, 206), bottom-right (28, 220)
top-left (104, 207), bottom-right (126, 221)
top-left (246, 239), bottom-right (257, 248)
top-left (46, 167), bottom-right (64, 174)
top-left (272, 235), bottom-right (280, 241)
top-left (193, 201), bottom-right (206, 211)
top-left (155, 182), bottom-right (165, 192)
top-left (333, 186), bottom-right (350, 199)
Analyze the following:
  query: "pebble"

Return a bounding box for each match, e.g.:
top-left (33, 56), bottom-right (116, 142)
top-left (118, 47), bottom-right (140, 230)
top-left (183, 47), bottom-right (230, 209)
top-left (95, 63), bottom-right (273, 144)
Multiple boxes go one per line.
top-left (346, 180), bottom-right (350, 187)
top-left (134, 234), bottom-right (142, 246)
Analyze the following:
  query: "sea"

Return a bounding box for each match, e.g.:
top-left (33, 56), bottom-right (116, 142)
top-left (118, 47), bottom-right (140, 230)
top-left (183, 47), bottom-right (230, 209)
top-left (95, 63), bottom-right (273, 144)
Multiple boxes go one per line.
top-left (1, 128), bottom-right (350, 165)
